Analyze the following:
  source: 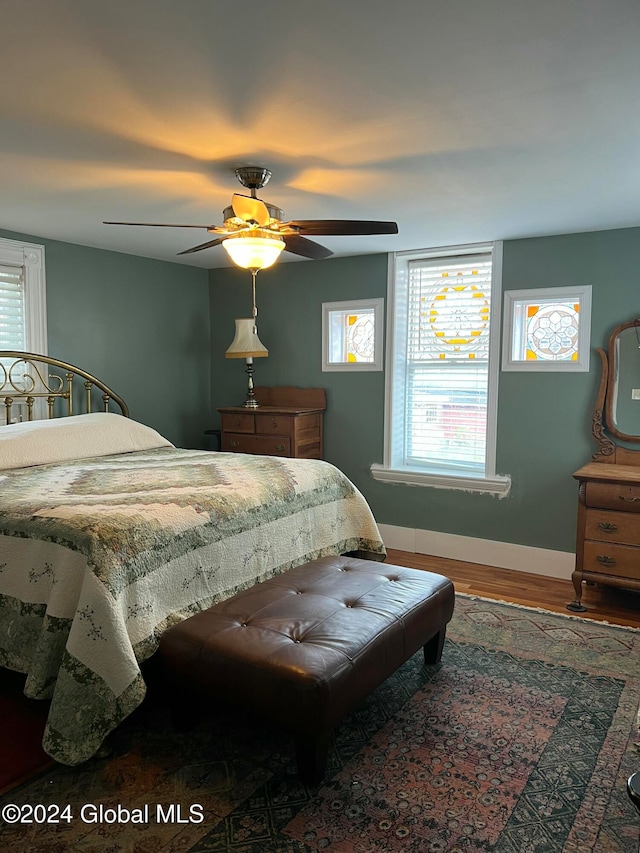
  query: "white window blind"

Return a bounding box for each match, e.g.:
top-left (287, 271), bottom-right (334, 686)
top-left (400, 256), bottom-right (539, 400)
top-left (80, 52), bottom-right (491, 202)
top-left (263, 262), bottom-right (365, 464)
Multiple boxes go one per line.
top-left (0, 263), bottom-right (26, 351)
top-left (405, 253), bottom-right (492, 474)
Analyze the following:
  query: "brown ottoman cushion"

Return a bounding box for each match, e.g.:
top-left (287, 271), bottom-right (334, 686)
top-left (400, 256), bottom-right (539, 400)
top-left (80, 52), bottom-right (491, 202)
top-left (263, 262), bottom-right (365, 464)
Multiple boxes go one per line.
top-left (159, 554), bottom-right (455, 783)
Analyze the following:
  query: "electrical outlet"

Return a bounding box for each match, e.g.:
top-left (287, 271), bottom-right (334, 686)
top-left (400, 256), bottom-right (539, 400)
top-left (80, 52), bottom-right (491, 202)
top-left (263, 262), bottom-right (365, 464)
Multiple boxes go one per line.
top-left (632, 389), bottom-right (640, 400)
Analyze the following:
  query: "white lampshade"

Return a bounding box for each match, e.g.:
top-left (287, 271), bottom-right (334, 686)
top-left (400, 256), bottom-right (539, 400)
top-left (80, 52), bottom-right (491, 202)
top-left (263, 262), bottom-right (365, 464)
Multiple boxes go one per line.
top-left (225, 318), bottom-right (269, 359)
top-left (222, 233), bottom-right (285, 270)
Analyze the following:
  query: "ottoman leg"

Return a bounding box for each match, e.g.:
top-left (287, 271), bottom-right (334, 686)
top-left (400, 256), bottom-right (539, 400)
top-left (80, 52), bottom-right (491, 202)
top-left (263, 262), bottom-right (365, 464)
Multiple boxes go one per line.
top-left (168, 688), bottom-right (202, 731)
top-left (294, 730), bottom-right (331, 786)
top-left (423, 627), bottom-right (447, 664)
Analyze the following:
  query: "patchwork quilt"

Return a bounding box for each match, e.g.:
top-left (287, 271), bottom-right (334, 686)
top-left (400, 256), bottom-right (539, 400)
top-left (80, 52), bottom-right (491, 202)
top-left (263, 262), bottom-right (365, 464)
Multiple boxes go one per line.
top-left (0, 447), bottom-right (385, 764)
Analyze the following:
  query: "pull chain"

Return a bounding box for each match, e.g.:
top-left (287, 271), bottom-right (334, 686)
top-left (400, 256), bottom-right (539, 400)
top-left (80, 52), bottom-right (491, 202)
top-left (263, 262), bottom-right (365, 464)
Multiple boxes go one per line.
top-left (251, 269), bottom-right (258, 332)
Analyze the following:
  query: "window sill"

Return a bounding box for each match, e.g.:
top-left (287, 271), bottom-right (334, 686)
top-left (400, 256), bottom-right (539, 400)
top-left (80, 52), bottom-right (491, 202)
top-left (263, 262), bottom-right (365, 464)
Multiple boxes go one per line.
top-left (370, 463), bottom-right (511, 497)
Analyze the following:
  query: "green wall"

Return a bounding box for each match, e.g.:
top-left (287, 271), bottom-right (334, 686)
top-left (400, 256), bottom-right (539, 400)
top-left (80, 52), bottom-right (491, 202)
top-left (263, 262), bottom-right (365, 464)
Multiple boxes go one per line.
top-left (0, 228), bottom-right (210, 448)
top-left (209, 227), bottom-right (640, 553)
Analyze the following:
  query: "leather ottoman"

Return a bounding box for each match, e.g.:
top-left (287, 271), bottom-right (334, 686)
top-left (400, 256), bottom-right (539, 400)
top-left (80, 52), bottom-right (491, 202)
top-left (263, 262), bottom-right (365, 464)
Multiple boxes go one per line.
top-left (158, 554), bottom-right (455, 784)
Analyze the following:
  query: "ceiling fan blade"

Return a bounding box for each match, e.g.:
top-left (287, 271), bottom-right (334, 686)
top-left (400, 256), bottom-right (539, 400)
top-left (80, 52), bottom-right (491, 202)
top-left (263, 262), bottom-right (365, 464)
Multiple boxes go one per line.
top-left (177, 237), bottom-right (226, 255)
top-left (283, 234), bottom-right (333, 260)
top-left (285, 219), bottom-right (399, 236)
top-left (231, 194), bottom-right (271, 227)
top-left (103, 221), bottom-right (216, 229)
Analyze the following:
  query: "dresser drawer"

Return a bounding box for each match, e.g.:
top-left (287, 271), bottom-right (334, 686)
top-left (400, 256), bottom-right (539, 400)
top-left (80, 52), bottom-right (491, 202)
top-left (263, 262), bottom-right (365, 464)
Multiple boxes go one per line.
top-left (221, 433), bottom-right (291, 456)
top-left (583, 541), bottom-right (640, 579)
top-left (585, 481), bottom-right (640, 513)
top-left (585, 509), bottom-right (640, 546)
top-left (254, 413), bottom-right (295, 437)
top-left (220, 413), bottom-right (255, 434)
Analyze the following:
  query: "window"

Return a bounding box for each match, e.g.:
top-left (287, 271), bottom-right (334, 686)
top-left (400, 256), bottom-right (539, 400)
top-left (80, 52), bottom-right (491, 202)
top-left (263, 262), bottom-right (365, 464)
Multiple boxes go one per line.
top-left (0, 237), bottom-right (47, 423)
top-left (502, 286), bottom-right (592, 372)
top-left (371, 242), bottom-right (510, 496)
top-left (0, 237), bottom-right (46, 354)
top-left (322, 298), bottom-right (383, 371)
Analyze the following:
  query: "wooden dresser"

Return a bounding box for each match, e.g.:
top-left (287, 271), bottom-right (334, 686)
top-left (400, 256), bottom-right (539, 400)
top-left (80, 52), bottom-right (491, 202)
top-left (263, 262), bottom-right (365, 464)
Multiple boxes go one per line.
top-left (571, 461), bottom-right (640, 609)
top-left (569, 317), bottom-right (640, 611)
top-left (218, 386), bottom-right (325, 460)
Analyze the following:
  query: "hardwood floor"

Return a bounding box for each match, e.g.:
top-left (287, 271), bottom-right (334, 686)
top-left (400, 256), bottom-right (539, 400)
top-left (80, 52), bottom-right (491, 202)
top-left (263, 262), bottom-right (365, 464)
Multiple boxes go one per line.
top-left (385, 548), bottom-right (640, 629)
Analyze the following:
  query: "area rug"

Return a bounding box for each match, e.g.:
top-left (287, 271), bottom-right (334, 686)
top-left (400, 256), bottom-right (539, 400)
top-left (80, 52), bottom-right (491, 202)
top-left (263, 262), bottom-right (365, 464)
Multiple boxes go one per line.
top-left (2, 596), bottom-right (640, 852)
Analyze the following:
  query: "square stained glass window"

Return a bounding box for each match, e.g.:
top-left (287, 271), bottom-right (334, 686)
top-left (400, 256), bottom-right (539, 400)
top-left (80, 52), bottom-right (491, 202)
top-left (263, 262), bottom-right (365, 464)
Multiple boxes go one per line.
top-left (502, 286), bottom-right (592, 372)
top-left (322, 299), bottom-right (383, 371)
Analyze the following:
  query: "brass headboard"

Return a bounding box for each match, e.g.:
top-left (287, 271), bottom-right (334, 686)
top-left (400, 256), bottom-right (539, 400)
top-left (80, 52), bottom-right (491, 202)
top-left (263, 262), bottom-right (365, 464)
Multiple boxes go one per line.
top-left (0, 351), bottom-right (129, 424)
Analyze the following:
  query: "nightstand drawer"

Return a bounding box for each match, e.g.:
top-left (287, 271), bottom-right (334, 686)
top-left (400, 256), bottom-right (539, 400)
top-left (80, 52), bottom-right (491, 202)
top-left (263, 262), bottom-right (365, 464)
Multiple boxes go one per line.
top-left (250, 435), bottom-right (291, 456)
top-left (221, 413), bottom-right (255, 434)
top-left (255, 414), bottom-right (295, 437)
top-left (585, 509), bottom-right (640, 546)
top-left (585, 482), bottom-right (640, 513)
top-left (583, 541), bottom-right (640, 579)
top-left (221, 433), bottom-right (291, 456)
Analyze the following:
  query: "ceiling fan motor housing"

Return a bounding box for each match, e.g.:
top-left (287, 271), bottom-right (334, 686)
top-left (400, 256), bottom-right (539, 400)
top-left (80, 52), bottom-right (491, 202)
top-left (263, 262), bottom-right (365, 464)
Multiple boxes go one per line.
top-left (235, 167), bottom-right (272, 191)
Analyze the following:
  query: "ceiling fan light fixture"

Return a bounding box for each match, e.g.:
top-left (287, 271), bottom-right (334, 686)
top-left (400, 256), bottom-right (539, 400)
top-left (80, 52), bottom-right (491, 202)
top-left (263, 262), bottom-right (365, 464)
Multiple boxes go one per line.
top-left (222, 232), bottom-right (285, 270)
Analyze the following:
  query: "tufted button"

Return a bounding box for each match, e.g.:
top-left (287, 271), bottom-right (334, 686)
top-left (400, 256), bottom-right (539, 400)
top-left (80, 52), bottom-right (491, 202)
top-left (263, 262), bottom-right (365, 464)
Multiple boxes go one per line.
top-left (294, 639), bottom-right (301, 643)
top-left (296, 591), bottom-right (303, 595)
top-left (240, 623), bottom-right (247, 627)
top-left (346, 604), bottom-right (352, 608)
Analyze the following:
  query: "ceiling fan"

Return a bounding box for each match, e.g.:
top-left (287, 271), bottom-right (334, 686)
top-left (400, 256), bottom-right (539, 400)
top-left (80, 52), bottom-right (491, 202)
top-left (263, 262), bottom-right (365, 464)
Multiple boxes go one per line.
top-left (104, 166), bottom-right (398, 268)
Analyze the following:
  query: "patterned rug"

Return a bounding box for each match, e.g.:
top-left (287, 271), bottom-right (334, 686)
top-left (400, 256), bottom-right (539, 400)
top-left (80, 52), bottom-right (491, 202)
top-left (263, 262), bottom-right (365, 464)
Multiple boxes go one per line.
top-left (2, 596), bottom-right (640, 852)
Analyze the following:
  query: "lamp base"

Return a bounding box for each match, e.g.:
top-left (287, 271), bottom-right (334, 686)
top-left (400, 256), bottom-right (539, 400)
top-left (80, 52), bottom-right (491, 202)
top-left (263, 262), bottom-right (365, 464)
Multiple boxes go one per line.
top-left (241, 358), bottom-right (260, 408)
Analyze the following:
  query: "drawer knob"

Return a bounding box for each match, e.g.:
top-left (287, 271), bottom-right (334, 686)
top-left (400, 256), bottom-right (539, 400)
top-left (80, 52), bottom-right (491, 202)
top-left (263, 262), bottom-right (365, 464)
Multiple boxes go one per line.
top-left (275, 443), bottom-right (286, 452)
top-left (230, 440), bottom-right (240, 448)
top-left (619, 495), bottom-right (640, 503)
top-left (598, 522), bottom-right (618, 533)
top-left (596, 555), bottom-right (616, 567)
top-left (272, 419), bottom-right (278, 428)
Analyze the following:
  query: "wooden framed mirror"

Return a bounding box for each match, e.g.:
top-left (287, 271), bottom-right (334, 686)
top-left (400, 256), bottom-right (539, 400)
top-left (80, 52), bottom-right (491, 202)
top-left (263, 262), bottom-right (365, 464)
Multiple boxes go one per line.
top-left (592, 318), bottom-right (640, 461)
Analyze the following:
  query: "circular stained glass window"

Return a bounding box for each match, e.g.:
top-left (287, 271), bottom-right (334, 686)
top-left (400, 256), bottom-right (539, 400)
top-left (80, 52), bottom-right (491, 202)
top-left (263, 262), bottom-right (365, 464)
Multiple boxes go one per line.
top-left (426, 283), bottom-right (490, 356)
top-left (527, 304), bottom-right (579, 360)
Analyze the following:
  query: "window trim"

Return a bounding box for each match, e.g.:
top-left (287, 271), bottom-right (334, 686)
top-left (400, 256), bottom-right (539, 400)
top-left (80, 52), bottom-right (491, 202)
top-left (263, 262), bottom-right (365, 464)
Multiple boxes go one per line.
top-left (371, 242), bottom-right (510, 496)
top-left (501, 285), bottom-right (592, 372)
top-left (321, 298), bottom-right (384, 372)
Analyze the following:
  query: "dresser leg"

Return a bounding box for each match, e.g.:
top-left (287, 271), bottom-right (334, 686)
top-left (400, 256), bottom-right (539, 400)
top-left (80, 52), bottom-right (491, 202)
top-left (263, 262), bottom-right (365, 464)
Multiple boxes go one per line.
top-left (567, 570), bottom-right (587, 612)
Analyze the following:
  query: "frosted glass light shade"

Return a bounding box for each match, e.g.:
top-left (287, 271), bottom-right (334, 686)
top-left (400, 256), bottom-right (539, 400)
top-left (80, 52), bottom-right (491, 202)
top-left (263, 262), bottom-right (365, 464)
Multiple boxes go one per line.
top-left (222, 234), bottom-right (285, 270)
top-left (225, 318), bottom-right (269, 359)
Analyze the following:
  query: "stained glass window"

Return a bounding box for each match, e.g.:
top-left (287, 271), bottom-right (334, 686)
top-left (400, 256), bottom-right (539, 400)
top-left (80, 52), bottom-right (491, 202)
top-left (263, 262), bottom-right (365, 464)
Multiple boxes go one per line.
top-left (322, 299), bottom-right (383, 371)
top-left (502, 286), bottom-right (591, 372)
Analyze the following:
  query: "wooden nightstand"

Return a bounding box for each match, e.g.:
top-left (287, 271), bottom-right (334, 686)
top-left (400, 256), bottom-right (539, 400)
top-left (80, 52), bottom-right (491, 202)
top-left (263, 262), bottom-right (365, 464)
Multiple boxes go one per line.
top-left (218, 386), bottom-right (326, 459)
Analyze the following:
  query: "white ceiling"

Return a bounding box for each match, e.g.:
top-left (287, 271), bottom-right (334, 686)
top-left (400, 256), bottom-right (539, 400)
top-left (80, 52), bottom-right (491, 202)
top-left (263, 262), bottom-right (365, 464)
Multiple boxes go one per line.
top-left (2, 0), bottom-right (640, 269)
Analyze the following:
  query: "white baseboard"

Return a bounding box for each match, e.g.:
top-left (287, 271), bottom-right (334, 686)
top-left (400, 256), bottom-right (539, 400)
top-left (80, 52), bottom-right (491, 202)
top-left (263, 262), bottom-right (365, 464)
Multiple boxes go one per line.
top-left (377, 523), bottom-right (575, 580)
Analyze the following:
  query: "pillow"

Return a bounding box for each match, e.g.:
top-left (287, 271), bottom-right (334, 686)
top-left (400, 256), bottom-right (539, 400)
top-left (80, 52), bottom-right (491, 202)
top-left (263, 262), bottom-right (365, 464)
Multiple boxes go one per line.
top-left (0, 412), bottom-right (174, 470)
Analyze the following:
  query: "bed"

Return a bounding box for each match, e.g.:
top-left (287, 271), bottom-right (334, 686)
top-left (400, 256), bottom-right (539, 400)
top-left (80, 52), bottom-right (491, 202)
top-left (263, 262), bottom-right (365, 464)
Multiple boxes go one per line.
top-left (0, 352), bottom-right (386, 765)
